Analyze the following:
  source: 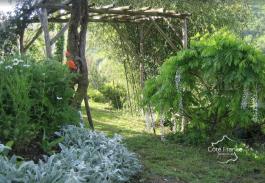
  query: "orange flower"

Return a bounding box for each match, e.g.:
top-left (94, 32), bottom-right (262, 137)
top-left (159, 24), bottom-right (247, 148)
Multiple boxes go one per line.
top-left (66, 60), bottom-right (77, 70)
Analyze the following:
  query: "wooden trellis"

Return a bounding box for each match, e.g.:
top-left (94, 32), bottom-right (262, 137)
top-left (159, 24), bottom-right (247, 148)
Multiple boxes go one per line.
top-left (25, 2), bottom-right (191, 55)
top-left (36, 3), bottom-right (190, 22)
top-left (19, 0), bottom-right (191, 131)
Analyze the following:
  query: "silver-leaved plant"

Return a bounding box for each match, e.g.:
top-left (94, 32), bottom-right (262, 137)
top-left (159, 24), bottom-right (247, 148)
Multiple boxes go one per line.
top-left (0, 126), bottom-right (141, 183)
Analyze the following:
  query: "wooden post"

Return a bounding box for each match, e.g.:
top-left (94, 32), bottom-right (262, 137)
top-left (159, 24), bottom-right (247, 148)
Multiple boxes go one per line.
top-left (182, 18), bottom-right (188, 49)
top-left (139, 24), bottom-right (149, 129)
top-left (139, 24), bottom-right (156, 133)
top-left (122, 54), bottom-right (133, 114)
top-left (38, 8), bottom-right (52, 58)
top-left (139, 24), bottom-right (145, 88)
top-left (181, 17), bottom-right (188, 132)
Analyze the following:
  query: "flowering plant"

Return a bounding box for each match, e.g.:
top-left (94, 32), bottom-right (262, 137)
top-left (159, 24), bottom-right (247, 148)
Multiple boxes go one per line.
top-left (0, 55), bottom-right (78, 150)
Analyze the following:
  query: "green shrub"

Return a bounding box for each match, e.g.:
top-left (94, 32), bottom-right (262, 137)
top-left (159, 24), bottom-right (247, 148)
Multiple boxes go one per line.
top-left (0, 55), bottom-right (78, 150)
top-left (88, 88), bottom-right (106, 103)
top-left (100, 84), bottom-right (126, 109)
top-left (143, 30), bottom-right (265, 141)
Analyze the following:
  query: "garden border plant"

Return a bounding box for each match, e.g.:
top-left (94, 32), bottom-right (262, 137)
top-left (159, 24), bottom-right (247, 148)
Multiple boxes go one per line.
top-left (0, 125), bottom-right (142, 183)
top-left (0, 55), bottom-right (79, 153)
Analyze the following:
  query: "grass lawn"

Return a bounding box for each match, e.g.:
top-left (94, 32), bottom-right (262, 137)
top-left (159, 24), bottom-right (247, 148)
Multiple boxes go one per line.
top-left (83, 101), bottom-right (265, 183)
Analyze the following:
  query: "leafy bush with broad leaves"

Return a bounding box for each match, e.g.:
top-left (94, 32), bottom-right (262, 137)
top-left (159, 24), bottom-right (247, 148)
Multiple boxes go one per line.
top-left (0, 126), bottom-right (141, 183)
top-left (0, 55), bottom-right (78, 150)
top-left (142, 30), bottom-right (265, 142)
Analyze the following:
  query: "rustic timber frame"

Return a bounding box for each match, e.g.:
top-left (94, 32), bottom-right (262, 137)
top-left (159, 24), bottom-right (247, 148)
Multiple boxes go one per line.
top-left (25, 2), bottom-right (190, 55)
top-left (18, 0), bottom-right (191, 131)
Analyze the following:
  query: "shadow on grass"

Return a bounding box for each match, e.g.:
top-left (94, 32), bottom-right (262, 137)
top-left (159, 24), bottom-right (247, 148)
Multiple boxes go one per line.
top-left (81, 103), bottom-right (265, 183)
top-left (93, 120), bottom-right (144, 137)
top-left (125, 134), bottom-right (265, 183)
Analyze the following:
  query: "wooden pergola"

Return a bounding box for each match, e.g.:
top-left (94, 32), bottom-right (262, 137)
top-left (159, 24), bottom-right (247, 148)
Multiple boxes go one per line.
top-left (42, 5), bottom-right (190, 23)
top-left (23, 1), bottom-right (191, 55)
top-left (17, 0), bottom-right (191, 130)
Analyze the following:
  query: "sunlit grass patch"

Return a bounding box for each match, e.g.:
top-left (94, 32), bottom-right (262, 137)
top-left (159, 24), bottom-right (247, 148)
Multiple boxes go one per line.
top-left (82, 101), bottom-right (265, 183)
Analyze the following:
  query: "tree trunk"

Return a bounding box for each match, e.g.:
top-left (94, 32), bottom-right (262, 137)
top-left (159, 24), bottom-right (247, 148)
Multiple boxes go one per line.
top-left (67, 0), bottom-right (94, 130)
top-left (19, 28), bottom-right (25, 54)
top-left (67, 1), bottom-right (81, 58)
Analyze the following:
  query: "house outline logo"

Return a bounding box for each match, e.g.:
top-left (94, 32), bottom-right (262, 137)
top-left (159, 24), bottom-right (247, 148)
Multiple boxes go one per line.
top-left (208, 135), bottom-right (238, 164)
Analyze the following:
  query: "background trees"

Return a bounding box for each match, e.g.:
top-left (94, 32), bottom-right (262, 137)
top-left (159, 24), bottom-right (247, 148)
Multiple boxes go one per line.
top-left (86, 0), bottom-right (250, 113)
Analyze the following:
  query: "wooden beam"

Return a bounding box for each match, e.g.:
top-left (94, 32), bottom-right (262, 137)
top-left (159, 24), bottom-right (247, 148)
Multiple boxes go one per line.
top-left (163, 18), bottom-right (181, 39)
top-left (134, 16), bottom-right (163, 22)
top-left (145, 8), bottom-right (165, 13)
top-left (31, 18), bottom-right (138, 23)
top-left (50, 23), bottom-right (69, 45)
top-left (30, 16), bottom-right (166, 24)
top-left (89, 14), bottom-right (164, 22)
top-left (110, 6), bottom-right (132, 11)
top-left (38, 8), bottom-right (52, 58)
top-left (150, 18), bottom-right (178, 51)
top-left (90, 13), bottom-right (118, 20)
top-left (93, 14), bottom-right (144, 21)
top-left (24, 26), bottom-right (43, 51)
top-left (138, 7), bottom-right (151, 11)
top-left (101, 4), bottom-right (115, 9)
top-left (88, 7), bottom-right (191, 18)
